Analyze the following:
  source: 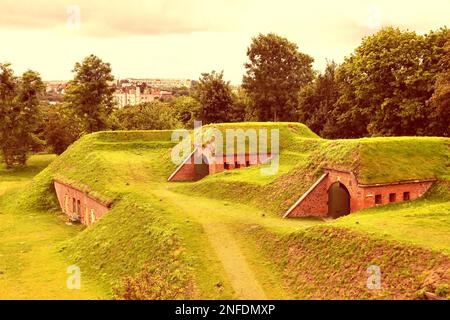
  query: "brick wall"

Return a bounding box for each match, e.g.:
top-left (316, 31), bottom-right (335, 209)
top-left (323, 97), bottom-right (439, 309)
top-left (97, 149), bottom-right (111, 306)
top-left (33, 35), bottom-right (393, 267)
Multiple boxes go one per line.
top-left (285, 168), bottom-right (435, 218)
top-left (360, 180), bottom-right (434, 209)
top-left (168, 151), bottom-right (272, 182)
top-left (54, 180), bottom-right (110, 225)
top-left (285, 174), bottom-right (329, 218)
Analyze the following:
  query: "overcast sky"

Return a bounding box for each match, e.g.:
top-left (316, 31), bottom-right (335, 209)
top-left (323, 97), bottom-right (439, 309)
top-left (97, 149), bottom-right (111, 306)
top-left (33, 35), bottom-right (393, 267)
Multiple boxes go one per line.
top-left (0, 0), bottom-right (449, 83)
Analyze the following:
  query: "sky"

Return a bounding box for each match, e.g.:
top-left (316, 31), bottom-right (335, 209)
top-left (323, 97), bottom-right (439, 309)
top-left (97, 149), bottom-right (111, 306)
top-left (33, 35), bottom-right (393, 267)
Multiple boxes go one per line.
top-left (0, 0), bottom-right (449, 84)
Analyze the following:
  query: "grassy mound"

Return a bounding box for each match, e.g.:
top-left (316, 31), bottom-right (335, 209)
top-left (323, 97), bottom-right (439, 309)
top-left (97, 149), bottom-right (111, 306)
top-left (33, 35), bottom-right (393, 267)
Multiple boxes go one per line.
top-left (10, 130), bottom-right (178, 211)
top-left (177, 134), bottom-right (449, 215)
top-left (3, 123), bottom-right (449, 299)
top-left (239, 224), bottom-right (450, 299)
top-left (61, 192), bottom-right (194, 299)
top-left (3, 130), bottom-right (197, 298)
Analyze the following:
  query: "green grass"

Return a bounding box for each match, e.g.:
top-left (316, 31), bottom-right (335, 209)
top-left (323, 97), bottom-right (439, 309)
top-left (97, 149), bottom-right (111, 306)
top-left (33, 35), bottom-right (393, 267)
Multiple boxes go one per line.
top-left (0, 154), bottom-right (57, 196)
top-left (332, 183), bottom-right (450, 254)
top-left (1, 123), bottom-right (449, 299)
top-left (0, 154), bottom-right (107, 299)
top-left (240, 224), bottom-right (450, 299)
top-left (178, 135), bottom-right (449, 215)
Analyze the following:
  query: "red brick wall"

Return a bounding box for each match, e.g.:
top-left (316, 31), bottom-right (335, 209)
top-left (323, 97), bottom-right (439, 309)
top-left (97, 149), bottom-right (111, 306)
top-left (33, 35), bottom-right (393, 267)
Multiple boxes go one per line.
top-left (360, 181), bottom-right (434, 208)
top-left (287, 174), bottom-right (329, 218)
top-left (209, 153), bottom-right (272, 175)
top-left (168, 160), bottom-right (197, 181)
top-left (285, 168), bottom-right (435, 218)
top-left (54, 181), bottom-right (110, 225)
top-left (168, 152), bottom-right (272, 181)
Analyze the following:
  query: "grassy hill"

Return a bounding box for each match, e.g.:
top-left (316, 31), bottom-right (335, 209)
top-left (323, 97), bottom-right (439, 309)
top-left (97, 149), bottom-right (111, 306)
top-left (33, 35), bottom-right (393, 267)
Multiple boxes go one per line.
top-left (1, 122), bottom-right (449, 299)
top-left (177, 131), bottom-right (449, 215)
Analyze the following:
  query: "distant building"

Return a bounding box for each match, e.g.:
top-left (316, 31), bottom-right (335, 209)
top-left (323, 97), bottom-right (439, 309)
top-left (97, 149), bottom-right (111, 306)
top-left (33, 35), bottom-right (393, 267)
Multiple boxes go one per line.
top-left (118, 78), bottom-right (191, 89)
top-left (45, 81), bottom-right (68, 94)
top-left (113, 86), bottom-right (155, 108)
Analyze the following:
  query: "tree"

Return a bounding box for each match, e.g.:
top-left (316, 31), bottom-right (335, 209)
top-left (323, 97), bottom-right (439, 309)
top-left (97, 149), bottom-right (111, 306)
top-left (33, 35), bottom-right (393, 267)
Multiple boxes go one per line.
top-left (193, 71), bottom-right (233, 124)
top-left (242, 33), bottom-right (314, 121)
top-left (229, 88), bottom-right (253, 122)
top-left (0, 65), bottom-right (44, 167)
top-left (170, 96), bottom-right (201, 128)
top-left (427, 39), bottom-right (450, 136)
top-left (110, 101), bottom-right (182, 130)
top-left (298, 61), bottom-right (339, 136)
top-left (42, 104), bottom-right (84, 155)
top-left (65, 54), bottom-right (115, 132)
top-left (329, 27), bottom-right (449, 137)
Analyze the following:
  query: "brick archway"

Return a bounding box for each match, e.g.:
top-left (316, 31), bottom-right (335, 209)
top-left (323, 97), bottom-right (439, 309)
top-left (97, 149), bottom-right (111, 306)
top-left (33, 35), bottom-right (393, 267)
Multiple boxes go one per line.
top-left (328, 181), bottom-right (351, 218)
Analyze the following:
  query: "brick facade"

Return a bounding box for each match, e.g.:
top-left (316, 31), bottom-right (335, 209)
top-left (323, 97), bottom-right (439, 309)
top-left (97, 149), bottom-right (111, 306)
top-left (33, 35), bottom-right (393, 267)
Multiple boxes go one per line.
top-left (54, 180), bottom-right (111, 225)
top-left (168, 148), bottom-right (273, 182)
top-left (284, 168), bottom-right (435, 218)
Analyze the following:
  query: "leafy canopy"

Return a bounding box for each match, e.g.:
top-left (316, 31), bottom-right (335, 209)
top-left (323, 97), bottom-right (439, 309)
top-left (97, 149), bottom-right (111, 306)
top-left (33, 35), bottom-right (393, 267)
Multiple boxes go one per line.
top-left (65, 54), bottom-right (115, 133)
top-left (0, 64), bottom-right (44, 167)
top-left (243, 33), bottom-right (314, 121)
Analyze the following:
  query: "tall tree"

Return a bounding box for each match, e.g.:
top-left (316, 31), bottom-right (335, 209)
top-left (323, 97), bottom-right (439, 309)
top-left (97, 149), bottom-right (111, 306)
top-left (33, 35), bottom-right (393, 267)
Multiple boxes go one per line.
top-left (230, 88), bottom-right (253, 122)
top-left (42, 103), bottom-right (84, 155)
top-left (65, 54), bottom-right (115, 132)
top-left (427, 38), bottom-right (450, 136)
top-left (330, 27), bottom-right (449, 137)
top-left (298, 61), bottom-right (339, 136)
top-left (242, 33), bottom-right (314, 121)
top-left (0, 66), bottom-right (44, 167)
top-left (194, 71), bottom-right (233, 124)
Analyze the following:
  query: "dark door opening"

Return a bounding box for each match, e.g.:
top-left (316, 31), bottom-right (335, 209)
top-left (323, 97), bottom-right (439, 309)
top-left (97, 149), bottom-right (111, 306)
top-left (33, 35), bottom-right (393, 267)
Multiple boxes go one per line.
top-left (328, 182), bottom-right (351, 218)
top-left (194, 155), bottom-right (210, 180)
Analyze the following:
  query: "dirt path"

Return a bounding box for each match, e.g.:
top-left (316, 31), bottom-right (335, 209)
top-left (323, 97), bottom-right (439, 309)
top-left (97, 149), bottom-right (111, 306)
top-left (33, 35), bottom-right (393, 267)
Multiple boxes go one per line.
top-left (201, 222), bottom-right (266, 299)
top-left (153, 187), bottom-right (268, 299)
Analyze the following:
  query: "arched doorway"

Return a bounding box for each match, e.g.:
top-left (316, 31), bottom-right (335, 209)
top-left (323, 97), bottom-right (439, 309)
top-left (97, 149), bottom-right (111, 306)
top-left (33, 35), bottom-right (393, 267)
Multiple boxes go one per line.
top-left (328, 182), bottom-right (350, 218)
top-left (194, 155), bottom-right (210, 180)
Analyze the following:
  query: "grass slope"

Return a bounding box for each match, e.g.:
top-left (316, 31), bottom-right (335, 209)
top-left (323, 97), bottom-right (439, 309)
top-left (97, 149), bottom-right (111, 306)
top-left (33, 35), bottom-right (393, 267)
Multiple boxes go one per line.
top-left (0, 155), bottom-right (106, 299)
top-left (2, 123), bottom-right (449, 299)
top-left (177, 135), bottom-right (449, 215)
top-left (240, 224), bottom-right (450, 299)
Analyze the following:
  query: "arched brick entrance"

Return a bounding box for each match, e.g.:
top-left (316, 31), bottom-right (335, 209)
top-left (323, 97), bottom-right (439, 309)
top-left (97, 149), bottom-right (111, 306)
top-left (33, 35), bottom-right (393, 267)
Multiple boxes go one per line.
top-left (328, 182), bottom-right (350, 218)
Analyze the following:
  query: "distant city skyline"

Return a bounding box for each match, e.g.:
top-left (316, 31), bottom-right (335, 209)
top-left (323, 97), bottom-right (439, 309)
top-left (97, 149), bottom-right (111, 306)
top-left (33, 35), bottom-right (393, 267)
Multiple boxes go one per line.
top-left (1, 0), bottom-right (449, 84)
top-left (44, 77), bottom-right (194, 83)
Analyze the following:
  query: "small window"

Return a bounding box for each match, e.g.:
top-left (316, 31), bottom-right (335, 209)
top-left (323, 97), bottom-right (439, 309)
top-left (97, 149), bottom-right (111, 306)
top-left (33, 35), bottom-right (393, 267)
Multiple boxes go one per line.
top-left (375, 194), bottom-right (382, 205)
top-left (245, 160), bottom-right (250, 167)
top-left (72, 198), bottom-right (77, 213)
top-left (403, 192), bottom-right (410, 201)
top-left (389, 193), bottom-right (396, 203)
top-left (224, 163), bottom-right (229, 170)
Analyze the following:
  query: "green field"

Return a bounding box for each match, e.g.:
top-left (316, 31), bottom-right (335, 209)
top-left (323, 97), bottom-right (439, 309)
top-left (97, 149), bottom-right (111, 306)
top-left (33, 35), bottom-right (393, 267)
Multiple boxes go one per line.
top-left (0, 123), bottom-right (449, 299)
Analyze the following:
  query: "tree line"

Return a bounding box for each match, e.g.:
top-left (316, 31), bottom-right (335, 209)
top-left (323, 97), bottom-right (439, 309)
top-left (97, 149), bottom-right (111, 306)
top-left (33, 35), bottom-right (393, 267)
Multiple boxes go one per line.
top-left (0, 26), bottom-right (449, 167)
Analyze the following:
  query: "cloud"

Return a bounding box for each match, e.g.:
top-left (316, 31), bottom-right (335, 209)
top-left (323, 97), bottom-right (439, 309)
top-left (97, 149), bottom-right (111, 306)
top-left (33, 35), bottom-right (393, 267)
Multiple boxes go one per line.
top-left (0, 0), bottom-right (244, 37)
